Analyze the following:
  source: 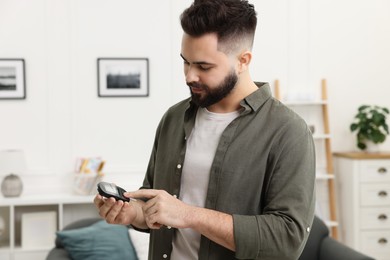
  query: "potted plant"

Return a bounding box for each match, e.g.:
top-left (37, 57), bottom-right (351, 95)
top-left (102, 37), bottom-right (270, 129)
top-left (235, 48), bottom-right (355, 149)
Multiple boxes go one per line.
top-left (350, 105), bottom-right (389, 150)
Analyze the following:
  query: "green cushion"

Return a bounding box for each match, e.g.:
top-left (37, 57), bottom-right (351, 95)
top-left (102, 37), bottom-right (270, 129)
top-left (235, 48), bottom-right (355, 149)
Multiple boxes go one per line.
top-left (56, 220), bottom-right (137, 260)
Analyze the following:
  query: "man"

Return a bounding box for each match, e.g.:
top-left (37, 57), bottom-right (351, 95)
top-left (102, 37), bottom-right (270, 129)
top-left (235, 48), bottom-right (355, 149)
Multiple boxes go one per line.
top-left (94, 0), bottom-right (315, 259)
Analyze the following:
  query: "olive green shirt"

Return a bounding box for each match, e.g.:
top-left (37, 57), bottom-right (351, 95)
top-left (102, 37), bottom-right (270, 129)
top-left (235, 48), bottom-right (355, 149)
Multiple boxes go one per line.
top-left (140, 82), bottom-right (316, 260)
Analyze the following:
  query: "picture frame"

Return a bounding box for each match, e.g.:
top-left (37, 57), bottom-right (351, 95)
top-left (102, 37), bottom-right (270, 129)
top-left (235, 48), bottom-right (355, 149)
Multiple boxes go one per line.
top-left (0, 59), bottom-right (26, 99)
top-left (97, 58), bottom-right (149, 97)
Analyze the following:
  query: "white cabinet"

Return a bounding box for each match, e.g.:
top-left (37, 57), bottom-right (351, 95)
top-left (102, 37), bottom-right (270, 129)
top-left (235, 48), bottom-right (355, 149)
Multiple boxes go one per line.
top-left (334, 152), bottom-right (390, 260)
top-left (0, 194), bottom-right (99, 260)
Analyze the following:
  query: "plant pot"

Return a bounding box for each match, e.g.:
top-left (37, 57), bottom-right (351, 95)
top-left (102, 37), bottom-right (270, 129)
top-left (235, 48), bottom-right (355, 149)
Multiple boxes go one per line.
top-left (364, 142), bottom-right (381, 153)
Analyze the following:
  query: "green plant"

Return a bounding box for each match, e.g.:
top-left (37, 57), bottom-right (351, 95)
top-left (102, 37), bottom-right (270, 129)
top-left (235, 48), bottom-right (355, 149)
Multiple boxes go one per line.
top-left (350, 105), bottom-right (389, 150)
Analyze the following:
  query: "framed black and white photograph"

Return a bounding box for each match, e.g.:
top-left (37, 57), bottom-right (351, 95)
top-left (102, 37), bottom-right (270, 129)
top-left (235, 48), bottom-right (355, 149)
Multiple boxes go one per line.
top-left (0, 59), bottom-right (26, 99)
top-left (98, 58), bottom-right (149, 97)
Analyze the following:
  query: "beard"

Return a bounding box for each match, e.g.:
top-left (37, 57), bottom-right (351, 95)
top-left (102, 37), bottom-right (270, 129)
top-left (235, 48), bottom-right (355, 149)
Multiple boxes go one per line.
top-left (187, 70), bottom-right (238, 108)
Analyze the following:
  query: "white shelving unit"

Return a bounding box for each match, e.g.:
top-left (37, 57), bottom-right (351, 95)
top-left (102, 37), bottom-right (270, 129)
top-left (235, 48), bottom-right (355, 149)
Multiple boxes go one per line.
top-left (0, 194), bottom-right (99, 260)
top-left (274, 79), bottom-right (339, 239)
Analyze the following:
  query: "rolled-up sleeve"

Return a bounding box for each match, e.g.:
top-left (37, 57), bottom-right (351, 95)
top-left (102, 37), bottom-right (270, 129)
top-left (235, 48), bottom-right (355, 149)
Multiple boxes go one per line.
top-left (233, 122), bottom-right (316, 260)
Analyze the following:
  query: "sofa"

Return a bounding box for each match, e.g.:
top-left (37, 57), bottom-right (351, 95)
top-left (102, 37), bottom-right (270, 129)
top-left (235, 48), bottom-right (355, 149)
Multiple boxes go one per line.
top-left (46, 218), bottom-right (102, 260)
top-left (46, 216), bottom-right (374, 260)
top-left (46, 218), bottom-right (149, 260)
top-left (298, 216), bottom-right (374, 260)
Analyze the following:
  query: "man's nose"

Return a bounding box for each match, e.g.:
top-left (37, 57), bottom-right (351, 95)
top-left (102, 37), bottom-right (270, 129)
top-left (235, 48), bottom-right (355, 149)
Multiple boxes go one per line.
top-left (185, 66), bottom-right (200, 83)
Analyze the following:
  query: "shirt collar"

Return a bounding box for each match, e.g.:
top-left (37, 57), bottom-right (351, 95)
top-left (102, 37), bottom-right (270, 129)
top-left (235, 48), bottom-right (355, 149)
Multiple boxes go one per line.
top-left (240, 82), bottom-right (272, 113)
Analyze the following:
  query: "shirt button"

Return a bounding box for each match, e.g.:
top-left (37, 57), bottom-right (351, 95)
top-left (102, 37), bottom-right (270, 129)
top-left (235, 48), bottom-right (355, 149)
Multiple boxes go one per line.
top-left (177, 164), bottom-right (182, 169)
top-left (167, 226), bottom-right (172, 229)
top-left (173, 194), bottom-right (177, 198)
top-left (306, 227), bottom-right (311, 232)
top-left (163, 254), bottom-right (168, 258)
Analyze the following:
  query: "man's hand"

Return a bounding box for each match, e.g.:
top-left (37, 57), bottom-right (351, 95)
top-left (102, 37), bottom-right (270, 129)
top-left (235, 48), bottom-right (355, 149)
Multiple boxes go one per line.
top-left (125, 189), bottom-right (235, 251)
top-left (93, 194), bottom-right (140, 226)
top-left (125, 189), bottom-right (194, 230)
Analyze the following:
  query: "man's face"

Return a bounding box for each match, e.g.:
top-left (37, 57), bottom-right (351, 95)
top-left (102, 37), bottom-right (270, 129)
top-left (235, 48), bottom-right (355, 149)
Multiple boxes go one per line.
top-left (181, 33), bottom-right (238, 108)
top-left (187, 69), bottom-right (237, 108)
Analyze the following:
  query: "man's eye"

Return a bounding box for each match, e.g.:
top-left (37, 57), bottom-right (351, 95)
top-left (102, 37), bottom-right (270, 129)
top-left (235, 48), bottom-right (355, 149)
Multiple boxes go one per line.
top-left (199, 65), bottom-right (212, 71)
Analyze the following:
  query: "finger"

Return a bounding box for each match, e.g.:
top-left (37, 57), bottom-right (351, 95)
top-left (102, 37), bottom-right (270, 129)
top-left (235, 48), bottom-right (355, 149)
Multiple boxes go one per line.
top-left (150, 222), bottom-right (163, 229)
top-left (125, 189), bottom-right (161, 199)
top-left (143, 200), bottom-right (157, 216)
top-left (106, 200), bottom-right (124, 224)
top-left (116, 202), bottom-right (131, 222)
top-left (98, 197), bottom-right (116, 218)
top-left (122, 192), bottom-right (137, 201)
top-left (94, 194), bottom-right (104, 207)
top-left (145, 212), bottom-right (162, 229)
top-left (95, 194), bottom-right (109, 205)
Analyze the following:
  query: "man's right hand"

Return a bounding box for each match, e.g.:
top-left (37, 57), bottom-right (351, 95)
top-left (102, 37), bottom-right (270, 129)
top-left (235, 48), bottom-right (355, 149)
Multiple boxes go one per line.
top-left (93, 194), bottom-right (139, 226)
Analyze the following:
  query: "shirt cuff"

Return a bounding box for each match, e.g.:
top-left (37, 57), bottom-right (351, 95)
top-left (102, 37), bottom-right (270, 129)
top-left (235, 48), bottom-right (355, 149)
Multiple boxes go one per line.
top-left (233, 214), bottom-right (260, 259)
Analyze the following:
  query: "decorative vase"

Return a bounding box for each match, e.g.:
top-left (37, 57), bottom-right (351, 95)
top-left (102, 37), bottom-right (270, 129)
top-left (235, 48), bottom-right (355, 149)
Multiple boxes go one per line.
top-left (1, 174), bottom-right (23, 197)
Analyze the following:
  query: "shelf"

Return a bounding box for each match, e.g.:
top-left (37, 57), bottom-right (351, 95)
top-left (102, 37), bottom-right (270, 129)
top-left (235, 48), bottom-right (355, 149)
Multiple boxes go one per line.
top-left (313, 134), bottom-right (331, 140)
top-left (0, 194), bottom-right (95, 206)
top-left (13, 245), bottom-right (53, 252)
top-left (324, 220), bottom-right (339, 227)
top-left (333, 152), bottom-right (390, 160)
top-left (0, 194), bottom-right (100, 260)
top-left (316, 174), bottom-right (335, 180)
top-left (0, 246), bottom-right (11, 252)
top-left (283, 100), bottom-right (328, 106)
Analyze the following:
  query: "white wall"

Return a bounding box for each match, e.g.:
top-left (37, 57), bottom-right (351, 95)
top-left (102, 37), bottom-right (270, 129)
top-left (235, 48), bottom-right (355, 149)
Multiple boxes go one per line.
top-left (253, 0), bottom-right (390, 151)
top-left (1, 0), bottom-right (390, 193)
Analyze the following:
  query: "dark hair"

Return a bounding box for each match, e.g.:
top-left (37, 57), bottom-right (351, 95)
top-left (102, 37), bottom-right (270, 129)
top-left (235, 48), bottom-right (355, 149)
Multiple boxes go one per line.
top-left (180, 0), bottom-right (257, 51)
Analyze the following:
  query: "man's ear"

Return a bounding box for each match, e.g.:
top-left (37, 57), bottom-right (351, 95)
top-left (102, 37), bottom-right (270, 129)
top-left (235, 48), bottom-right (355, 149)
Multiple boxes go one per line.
top-left (237, 50), bottom-right (252, 73)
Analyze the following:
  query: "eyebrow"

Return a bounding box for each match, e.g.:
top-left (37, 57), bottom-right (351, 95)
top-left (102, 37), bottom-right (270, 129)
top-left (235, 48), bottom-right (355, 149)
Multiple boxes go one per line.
top-left (180, 54), bottom-right (216, 66)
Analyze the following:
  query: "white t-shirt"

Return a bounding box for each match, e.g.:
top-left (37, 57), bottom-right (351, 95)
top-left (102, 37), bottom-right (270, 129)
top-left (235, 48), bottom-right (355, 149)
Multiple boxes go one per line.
top-left (171, 107), bottom-right (240, 260)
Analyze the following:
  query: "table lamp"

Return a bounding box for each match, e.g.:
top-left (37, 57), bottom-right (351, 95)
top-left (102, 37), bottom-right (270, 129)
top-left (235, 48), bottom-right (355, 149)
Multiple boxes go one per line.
top-left (0, 149), bottom-right (27, 197)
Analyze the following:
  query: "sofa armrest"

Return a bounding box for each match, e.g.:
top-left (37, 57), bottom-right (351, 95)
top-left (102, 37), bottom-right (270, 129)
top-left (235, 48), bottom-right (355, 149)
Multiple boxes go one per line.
top-left (46, 248), bottom-right (71, 260)
top-left (319, 237), bottom-right (375, 260)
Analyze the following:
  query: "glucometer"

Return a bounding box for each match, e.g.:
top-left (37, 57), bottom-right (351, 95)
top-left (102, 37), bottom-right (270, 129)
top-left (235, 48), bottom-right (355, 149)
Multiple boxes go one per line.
top-left (97, 182), bottom-right (130, 202)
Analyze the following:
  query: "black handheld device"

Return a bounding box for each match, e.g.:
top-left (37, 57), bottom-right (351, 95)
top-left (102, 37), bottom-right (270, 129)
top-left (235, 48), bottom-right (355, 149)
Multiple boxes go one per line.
top-left (97, 182), bottom-right (130, 202)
